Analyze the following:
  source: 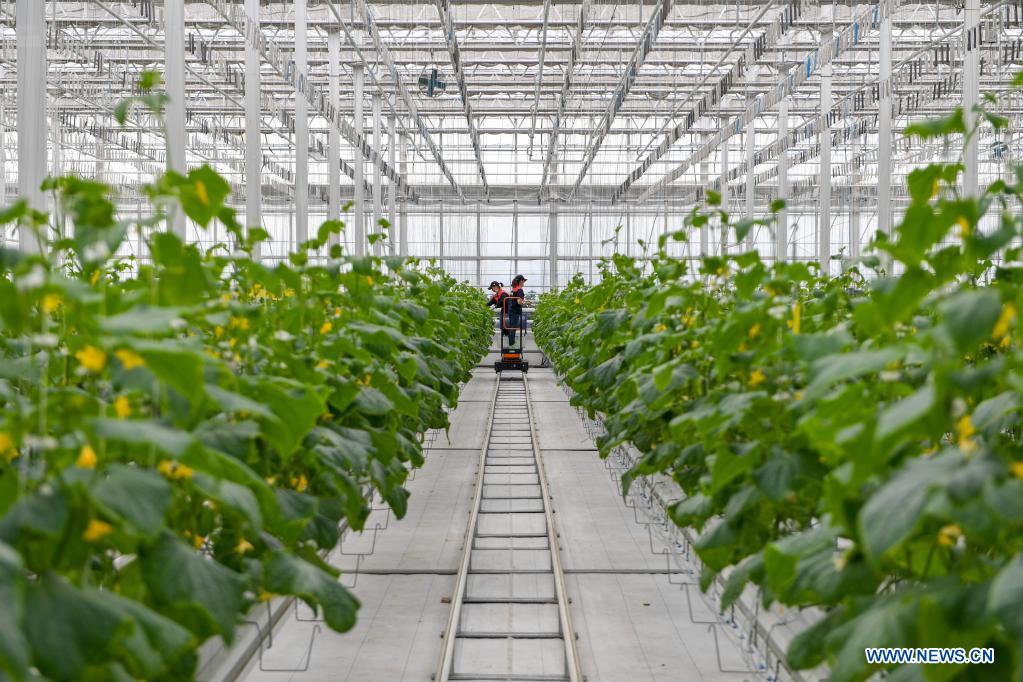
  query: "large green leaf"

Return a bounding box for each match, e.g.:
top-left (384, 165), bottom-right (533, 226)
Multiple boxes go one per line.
top-left (263, 552), bottom-right (359, 632)
top-left (24, 573), bottom-right (132, 681)
top-left (91, 465), bottom-right (171, 537)
top-left (0, 541), bottom-right (28, 678)
top-left (91, 418), bottom-right (196, 457)
top-left (140, 531), bottom-right (246, 641)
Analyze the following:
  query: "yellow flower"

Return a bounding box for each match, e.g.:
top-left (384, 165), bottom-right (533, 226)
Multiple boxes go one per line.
top-left (957, 216), bottom-right (971, 237)
top-left (235, 539), bottom-right (255, 555)
top-left (653, 323), bottom-right (667, 333)
top-left (1010, 461), bottom-right (1023, 479)
top-left (192, 534), bottom-right (206, 549)
top-left (930, 178), bottom-right (940, 198)
top-left (573, 298), bottom-right (581, 305)
top-left (76, 345), bottom-right (107, 373)
top-left (0, 432), bottom-right (18, 462)
top-left (291, 474), bottom-right (308, 492)
top-left (690, 340), bottom-right (700, 349)
top-left (90, 269), bottom-right (102, 286)
top-left (229, 337), bottom-right (237, 349)
top-left (115, 349), bottom-right (145, 370)
top-left (334, 307), bottom-right (343, 317)
top-left (956, 414), bottom-right (977, 454)
top-left (213, 325), bottom-right (224, 339)
top-left (316, 359), bottom-right (331, 370)
top-left (748, 323), bottom-right (761, 339)
top-left (41, 293), bottom-right (61, 313)
top-left (365, 276), bottom-right (374, 285)
top-left (993, 303), bottom-right (1016, 341)
top-left (937, 524), bottom-right (962, 547)
top-left (794, 391), bottom-right (804, 401)
top-left (83, 519), bottom-right (114, 542)
top-left (283, 288), bottom-right (295, 298)
top-left (748, 368), bottom-right (766, 389)
top-left (716, 265), bottom-right (727, 276)
top-left (114, 396), bottom-right (132, 420)
top-left (357, 374), bottom-right (372, 386)
top-left (320, 321), bottom-right (333, 335)
top-left (76, 444), bottom-right (98, 469)
top-left (195, 180), bottom-right (209, 206)
top-left (790, 302), bottom-right (801, 335)
top-left (157, 460), bottom-right (194, 480)
top-left (738, 342), bottom-right (747, 352)
top-left (764, 285), bottom-right (778, 297)
top-left (230, 316), bottom-right (249, 331)
top-left (257, 590), bottom-right (274, 602)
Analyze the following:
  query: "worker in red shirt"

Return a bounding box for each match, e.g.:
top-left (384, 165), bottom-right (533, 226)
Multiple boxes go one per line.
top-left (487, 281), bottom-right (511, 342)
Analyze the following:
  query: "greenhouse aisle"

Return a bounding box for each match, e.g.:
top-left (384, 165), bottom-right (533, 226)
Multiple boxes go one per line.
top-left (242, 338), bottom-right (748, 682)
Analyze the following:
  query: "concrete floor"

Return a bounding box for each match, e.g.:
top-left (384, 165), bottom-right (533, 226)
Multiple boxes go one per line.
top-left (243, 361), bottom-right (750, 682)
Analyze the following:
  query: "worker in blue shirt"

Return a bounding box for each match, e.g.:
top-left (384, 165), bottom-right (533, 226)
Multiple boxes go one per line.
top-left (506, 275), bottom-right (527, 346)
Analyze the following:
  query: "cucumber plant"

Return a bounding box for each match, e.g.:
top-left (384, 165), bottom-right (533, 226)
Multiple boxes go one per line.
top-left (0, 79), bottom-right (491, 680)
top-left (535, 106), bottom-right (1023, 681)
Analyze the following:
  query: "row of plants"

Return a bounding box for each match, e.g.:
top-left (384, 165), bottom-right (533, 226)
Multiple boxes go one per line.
top-left (534, 107), bottom-right (1023, 681)
top-left (0, 87), bottom-right (491, 679)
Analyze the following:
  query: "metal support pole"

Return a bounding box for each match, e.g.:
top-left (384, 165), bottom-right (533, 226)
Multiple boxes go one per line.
top-left (294, 0), bottom-right (309, 249)
top-left (0, 100), bottom-right (7, 208)
top-left (720, 133), bottom-right (729, 255)
top-left (963, 0), bottom-right (980, 197)
top-left (475, 207), bottom-right (482, 287)
top-left (850, 134), bottom-right (861, 260)
top-left (352, 65), bottom-right (365, 256)
top-left (245, 0), bottom-right (262, 255)
top-left (513, 202), bottom-right (519, 277)
top-left (699, 133), bottom-right (709, 256)
top-left (775, 98), bottom-right (788, 262)
top-left (587, 210), bottom-right (593, 283)
top-left (439, 201), bottom-right (445, 264)
top-left (165, 0), bottom-right (186, 238)
top-left (372, 94), bottom-right (383, 254)
top-left (17, 0), bottom-right (46, 251)
top-left (549, 203), bottom-right (559, 290)
top-left (398, 132), bottom-right (407, 257)
top-left (878, 9), bottom-right (892, 270)
top-left (745, 116), bottom-right (755, 251)
top-left (387, 115), bottom-right (397, 254)
top-left (327, 29), bottom-right (341, 227)
top-left (819, 62), bottom-right (832, 273)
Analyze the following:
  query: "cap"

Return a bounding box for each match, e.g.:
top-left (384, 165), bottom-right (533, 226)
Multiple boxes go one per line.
top-left (512, 274), bottom-right (527, 284)
top-left (488, 281), bottom-right (502, 288)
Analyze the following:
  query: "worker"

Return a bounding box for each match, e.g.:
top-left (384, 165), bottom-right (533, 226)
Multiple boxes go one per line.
top-left (506, 275), bottom-right (527, 346)
top-left (487, 281), bottom-right (511, 342)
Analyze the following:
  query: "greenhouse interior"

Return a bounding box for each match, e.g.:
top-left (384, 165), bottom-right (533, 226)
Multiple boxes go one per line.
top-left (2, 0), bottom-right (1023, 680)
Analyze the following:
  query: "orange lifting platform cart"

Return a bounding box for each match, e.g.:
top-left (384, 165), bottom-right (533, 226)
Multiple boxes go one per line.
top-left (495, 296), bottom-right (529, 373)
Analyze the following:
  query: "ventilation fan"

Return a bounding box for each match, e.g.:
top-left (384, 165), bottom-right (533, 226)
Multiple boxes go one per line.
top-left (418, 67), bottom-right (447, 97)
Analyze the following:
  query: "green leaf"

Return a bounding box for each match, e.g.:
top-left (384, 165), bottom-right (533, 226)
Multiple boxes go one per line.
top-left (24, 573), bottom-right (132, 681)
top-left (0, 542), bottom-right (28, 678)
top-left (264, 552), bottom-right (360, 632)
top-left (858, 451), bottom-right (961, 563)
top-left (91, 418), bottom-right (196, 457)
top-left (92, 465), bottom-right (172, 537)
top-left (178, 165), bottom-right (230, 227)
top-left (990, 555), bottom-right (1023, 638)
top-left (939, 288), bottom-right (1001, 353)
top-left (875, 384), bottom-right (936, 440)
top-left (141, 531), bottom-right (246, 641)
top-left (904, 108), bottom-right (966, 138)
top-left (100, 307), bottom-right (185, 335)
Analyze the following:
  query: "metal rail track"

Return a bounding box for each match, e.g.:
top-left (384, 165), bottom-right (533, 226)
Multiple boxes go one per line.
top-left (435, 374), bottom-right (583, 682)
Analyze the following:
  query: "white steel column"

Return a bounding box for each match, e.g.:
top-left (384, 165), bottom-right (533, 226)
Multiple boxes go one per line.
top-left (963, 0), bottom-right (980, 197)
top-left (850, 134), bottom-right (861, 260)
top-left (549, 204), bottom-right (559, 290)
top-left (513, 203), bottom-right (519, 277)
top-left (699, 133), bottom-right (709, 256)
top-left (387, 115), bottom-right (397, 254)
top-left (165, 0), bottom-right (186, 237)
top-left (294, 0), bottom-right (309, 248)
top-left (398, 132), bottom-right (407, 257)
top-left (327, 29), bottom-right (341, 227)
top-left (878, 9), bottom-right (893, 266)
top-left (0, 100), bottom-right (6, 207)
top-left (353, 65), bottom-right (365, 255)
top-left (475, 207), bottom-right (482, 287)
top-left (372, 94), bottom-right (383, 254)
top-left (720, 133), bottom-right (729, 254)
top-left (439, 201), bottom-right (445, 263)
top-left (245, 0), bottom-right (262, 254)
top-left (819, 62), bottom-right (833, 272)
top-left (745, 117), bottom-right (755, 250)
top-left (775, 99), bottom-right (789, 262)
top-left (17, 0), bottom-right (46, 251)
